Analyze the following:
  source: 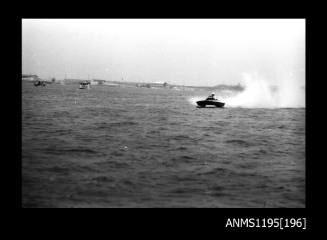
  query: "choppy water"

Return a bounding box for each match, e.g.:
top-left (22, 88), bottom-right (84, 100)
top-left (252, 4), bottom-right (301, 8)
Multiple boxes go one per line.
top-left (22, 82), bottom-right (305, 208)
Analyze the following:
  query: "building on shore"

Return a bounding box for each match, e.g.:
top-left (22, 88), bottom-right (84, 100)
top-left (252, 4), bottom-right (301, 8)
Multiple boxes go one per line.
top-left (22, 74), bottom-right (40, 81)
top-left (90, 79), bottom-right (106, 85)
top-left (136, 82), bottom-right (169, 89)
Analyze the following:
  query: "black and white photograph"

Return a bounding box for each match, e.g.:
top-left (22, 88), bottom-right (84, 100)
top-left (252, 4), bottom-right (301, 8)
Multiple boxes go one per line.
top-left (22, 19), bottom-right (305, 208)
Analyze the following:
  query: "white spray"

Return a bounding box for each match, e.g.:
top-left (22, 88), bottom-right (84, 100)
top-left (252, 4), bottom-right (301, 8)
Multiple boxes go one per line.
top-left (222, 71), bottom-right (305, 108)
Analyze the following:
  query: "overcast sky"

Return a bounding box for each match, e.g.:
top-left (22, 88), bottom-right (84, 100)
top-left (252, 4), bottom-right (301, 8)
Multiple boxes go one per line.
top-left (22, 19), bottom-right (305, 86)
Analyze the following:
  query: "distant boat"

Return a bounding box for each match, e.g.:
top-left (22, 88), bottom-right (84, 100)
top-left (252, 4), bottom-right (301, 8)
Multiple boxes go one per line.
top-left (79, 81), bottom-right (90, 89)
top-left (34, 80), bottom-right (46, 87)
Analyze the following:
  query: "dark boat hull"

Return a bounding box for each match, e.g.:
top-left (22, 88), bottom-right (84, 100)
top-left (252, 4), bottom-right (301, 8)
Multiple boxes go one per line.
top-left (196, 100), bottom-right (225, 108)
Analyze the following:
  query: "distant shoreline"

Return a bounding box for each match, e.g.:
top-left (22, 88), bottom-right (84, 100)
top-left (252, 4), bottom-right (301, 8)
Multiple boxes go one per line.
top-left (22, 75), bottom-right (244, 92)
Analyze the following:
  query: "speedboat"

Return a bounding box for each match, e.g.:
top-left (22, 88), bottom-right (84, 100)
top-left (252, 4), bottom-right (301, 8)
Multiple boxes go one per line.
top-left (196, 99), bottom-right (225, 108)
